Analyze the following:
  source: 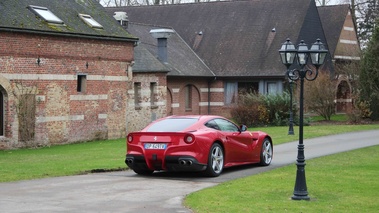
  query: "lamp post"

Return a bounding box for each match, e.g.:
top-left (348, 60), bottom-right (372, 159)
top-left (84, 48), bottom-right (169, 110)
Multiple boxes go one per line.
top-left (288, 70), bottom-right (295, 135)
top-left (279, 38), bottom-right (328, 200)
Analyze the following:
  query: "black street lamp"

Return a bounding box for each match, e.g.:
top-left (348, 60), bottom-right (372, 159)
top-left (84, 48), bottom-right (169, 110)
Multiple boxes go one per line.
top-left (288, 70), bottom-right (295, 135)
top-left (279, 38), bottom-right (328, 200)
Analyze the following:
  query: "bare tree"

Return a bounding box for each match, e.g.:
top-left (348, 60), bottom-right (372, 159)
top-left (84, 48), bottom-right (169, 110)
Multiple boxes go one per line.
top-left (339, 0), bottom-right (379, 48)
top-left (304, 71), bottom-right (337, 120)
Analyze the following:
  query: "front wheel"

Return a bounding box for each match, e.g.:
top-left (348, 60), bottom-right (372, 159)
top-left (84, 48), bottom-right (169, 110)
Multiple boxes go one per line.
top-left (204, 143), bottom-right (224, 177)
top-left (260, 138), bottom-right (273, 166)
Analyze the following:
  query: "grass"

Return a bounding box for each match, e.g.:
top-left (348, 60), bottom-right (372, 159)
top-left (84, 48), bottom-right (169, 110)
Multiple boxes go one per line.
top-left (0, 123), bottom-right (378, 182)
top-left (0, 139), bottom-right (126, 182)
top-left (1, 120), bottom-right (378, 212)
top-left (309, 113), bottom-right (348, 122)
top-left (184, 145), bottom-right (379, 212)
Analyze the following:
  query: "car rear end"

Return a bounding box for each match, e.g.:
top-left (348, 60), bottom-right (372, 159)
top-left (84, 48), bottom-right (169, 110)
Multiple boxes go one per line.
top-left (125, 132), bottom-right (208, 173)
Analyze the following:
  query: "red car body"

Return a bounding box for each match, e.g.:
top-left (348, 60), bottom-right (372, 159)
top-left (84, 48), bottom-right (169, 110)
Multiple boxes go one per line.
top-left (126, 115), bottom-right (273, 177)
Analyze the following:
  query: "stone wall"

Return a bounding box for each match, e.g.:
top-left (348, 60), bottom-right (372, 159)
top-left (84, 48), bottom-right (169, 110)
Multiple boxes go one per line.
top-left (126, 72), bottom-right (167, 133)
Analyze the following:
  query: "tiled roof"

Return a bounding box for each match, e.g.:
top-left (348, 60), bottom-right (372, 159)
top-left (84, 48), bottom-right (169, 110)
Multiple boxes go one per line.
top-left (0, 0), bottom-right (137, 41)
top-left (129, 23), bottom-right (215, 77)
top-left (318, 4), bottom-right (351, 58)
top-left (107, 0), bottom-right (330, 77)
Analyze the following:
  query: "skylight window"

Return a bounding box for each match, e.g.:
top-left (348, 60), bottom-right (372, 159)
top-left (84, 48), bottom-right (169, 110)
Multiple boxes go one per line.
top-left (78, 14), bottom-right (103, 29)
top-left (28, 5), bottom-right (64, 24)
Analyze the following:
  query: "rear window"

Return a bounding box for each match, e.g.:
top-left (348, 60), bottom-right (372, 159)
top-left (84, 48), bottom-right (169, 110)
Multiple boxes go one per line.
top-left (146, 118), bottom-right (198, 132)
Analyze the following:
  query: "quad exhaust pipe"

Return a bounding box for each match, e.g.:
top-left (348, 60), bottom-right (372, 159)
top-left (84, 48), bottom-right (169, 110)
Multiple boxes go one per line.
top-left (126, 159), bottom-right (134, 164)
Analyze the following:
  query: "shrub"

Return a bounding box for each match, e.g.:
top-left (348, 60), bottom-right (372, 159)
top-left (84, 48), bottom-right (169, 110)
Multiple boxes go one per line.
top-left (230, 92), bottom-right (268, 127)
top-left (262, 92), bottom-right (295, 126)
top-left (347, 99), bottom-right (373, 123)
top-left (231, 92), bottom-right (295, 127)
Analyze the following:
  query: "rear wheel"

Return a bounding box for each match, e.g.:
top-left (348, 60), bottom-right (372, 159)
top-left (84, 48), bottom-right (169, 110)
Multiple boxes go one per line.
top-left (133, 168), bottom-right (154, 175)
top-left (204, 143), bottom-right (224, 177)
top-left (260, 138), bottom-right (273, 166)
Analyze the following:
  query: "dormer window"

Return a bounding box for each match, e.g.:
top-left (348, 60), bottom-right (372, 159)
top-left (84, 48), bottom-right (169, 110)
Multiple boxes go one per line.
top-left (78, 14), bottom-right (103, 29)
top-left (28, 5), bottom-right (64, 24)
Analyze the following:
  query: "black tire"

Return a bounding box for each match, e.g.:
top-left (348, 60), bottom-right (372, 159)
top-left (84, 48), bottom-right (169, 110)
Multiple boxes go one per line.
top-left (204, 143), bottom-right (224, 177)
top-left (133, 168), bottom-right (154, 175)
top-left (260, 138), bottom-right (273, 166)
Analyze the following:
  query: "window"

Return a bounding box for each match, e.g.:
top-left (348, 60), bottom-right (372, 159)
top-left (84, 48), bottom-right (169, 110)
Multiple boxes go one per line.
top-left (78, 14), bottom-right (103, 29)
top-left (225, 82), bottom-right (238, 105)
top-left (214, 119), bottom-right (239, 132)
top-left (28, 5), bottom-right (64, 24)
top-left (267, 82), bottom-right (277, 94)
top-left (146, 118), bottom-right (198, 132)
top-left (134, 82), bottom-right (141, 109)
top-left (205, 120), bottom-right (221, 130)
top-left (185, 85), bottom-right (192, 111)
top-left (77, 74), bottom-right (87, 92)
top-left (150, 82), bottom-right (157, 108)
top-left (238, 82), bottom-right (259, 94)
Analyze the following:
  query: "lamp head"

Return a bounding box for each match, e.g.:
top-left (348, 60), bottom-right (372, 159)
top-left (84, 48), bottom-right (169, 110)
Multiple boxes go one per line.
top-left (309, 38), bottom-right (328, 68)
top-left (296, 40), bottom-right (309, 66)
top-left (279, 38), bottom-right (297, 69)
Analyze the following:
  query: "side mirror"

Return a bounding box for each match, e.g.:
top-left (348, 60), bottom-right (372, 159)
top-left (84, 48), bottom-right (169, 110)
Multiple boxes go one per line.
top-left (240, 125), bottom-right (247, 132)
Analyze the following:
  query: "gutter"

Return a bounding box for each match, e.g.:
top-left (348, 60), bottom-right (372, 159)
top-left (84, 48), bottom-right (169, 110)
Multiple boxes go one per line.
top-left (0, 27), bottom-right (139, 43)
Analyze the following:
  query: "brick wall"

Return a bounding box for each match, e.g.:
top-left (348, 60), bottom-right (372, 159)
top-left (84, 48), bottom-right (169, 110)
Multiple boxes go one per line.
top-left (0, 31), bottom-right (134, 148)
top-left (167, 77), bottom-right (232, 119)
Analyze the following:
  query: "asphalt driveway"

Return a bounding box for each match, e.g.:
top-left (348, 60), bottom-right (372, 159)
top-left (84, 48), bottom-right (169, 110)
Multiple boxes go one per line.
top-left (1, 130), bottom-right (378, 213)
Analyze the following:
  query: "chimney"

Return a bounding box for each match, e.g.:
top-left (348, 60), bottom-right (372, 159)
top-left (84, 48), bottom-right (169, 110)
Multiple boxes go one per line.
top-left (149, 29), bottom-right (175, 63)
top-left (113, 12), bottom-right (128, 28)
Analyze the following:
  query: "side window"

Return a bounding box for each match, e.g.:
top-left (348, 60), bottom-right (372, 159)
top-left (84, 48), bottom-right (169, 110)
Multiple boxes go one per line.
top-left (214, 119), bottom-right (239, 132)
top-left (205, 120), bottom-right (220, 130)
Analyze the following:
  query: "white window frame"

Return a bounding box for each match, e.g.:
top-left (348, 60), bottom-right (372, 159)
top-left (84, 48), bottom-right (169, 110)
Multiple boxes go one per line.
top-left (78, 14), bottom-right (103, 29)
top-left (28, 5), bottom-right (64, 24)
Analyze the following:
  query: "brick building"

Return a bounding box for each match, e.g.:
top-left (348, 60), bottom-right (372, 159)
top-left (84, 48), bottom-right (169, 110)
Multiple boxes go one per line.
top-left (318, 5), bottom-right (361, 113)
top-left (107, 0), bottom-right (361, 130)
top-left (0, 0), bottom-right (138, 149)
top-left (107, 0), bottom-right (333, 124)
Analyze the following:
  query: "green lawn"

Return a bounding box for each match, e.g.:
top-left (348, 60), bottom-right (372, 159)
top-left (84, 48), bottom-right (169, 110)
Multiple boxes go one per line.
top-left (184, 145), bottom-right (379, 213)
top-left (1, 123), bottom-right (378, 212)
top-left (0, 139), bottom-right (126, 182)
top-left (309, 113), bottom-right (348, 122)
top-left (0, 124), bottom-right (378, 182)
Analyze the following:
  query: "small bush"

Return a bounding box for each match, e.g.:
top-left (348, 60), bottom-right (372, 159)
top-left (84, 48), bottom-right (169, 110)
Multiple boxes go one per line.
top-left (230, 93), bottom-right (268, 127)
top-left (262, 92), bottom-right (295, 126)
top-left (347, 99), bottom-right (372, 123)
top-left (231, 92), bottom-right (295, 127)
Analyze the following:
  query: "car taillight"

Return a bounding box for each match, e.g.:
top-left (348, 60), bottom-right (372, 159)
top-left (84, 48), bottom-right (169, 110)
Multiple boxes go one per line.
top-left (184, 134), bottom-right (195, 144)
top-left (127, 134), bottom-right (133, 143)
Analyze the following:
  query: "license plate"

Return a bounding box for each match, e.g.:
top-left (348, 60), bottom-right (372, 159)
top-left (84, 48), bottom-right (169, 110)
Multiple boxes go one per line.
top-left (144, 143), bottom-right (167, 150)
